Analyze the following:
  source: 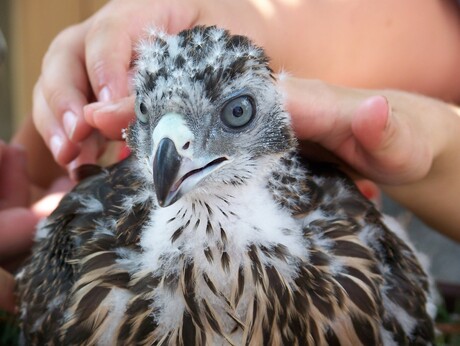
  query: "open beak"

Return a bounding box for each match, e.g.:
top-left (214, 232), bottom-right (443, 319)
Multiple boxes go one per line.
top-left (153, 137), bottom-right (228, 208)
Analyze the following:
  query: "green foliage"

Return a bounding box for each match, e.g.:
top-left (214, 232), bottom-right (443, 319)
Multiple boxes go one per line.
top-left (0, 310), bottom-right (19, 346)
top-left (435, 293), bottom-right (460, 345)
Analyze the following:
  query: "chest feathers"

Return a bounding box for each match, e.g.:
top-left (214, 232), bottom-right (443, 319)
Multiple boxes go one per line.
top-left (131, 179), bottom-right (307, 344)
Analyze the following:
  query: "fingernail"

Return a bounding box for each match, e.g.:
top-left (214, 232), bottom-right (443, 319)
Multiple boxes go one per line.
top-left (63, 111), bottom-right (78, 139)
top-left (99, 86), bottom-right (112, 102)
top-left (94, 102), bottom-right (120, 114)
top-left (83, 102), bottom-right (105, 126)
top-left (50, 135), bottom-right (63, 160)
top-left (86, 101), bottom-right (115, 113)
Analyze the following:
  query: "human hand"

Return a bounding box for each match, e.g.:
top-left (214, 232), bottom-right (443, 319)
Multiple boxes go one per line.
top-left (280, 76), bottom-right (460, 239)
top-left (33, 0), bottom-right (204, 165)
top-left (31, 0), bottom-right (460, 168)
top-left (279, 77), bottom-right (454, 185)
top-left (0, 142), bottom-right (32, 313)
top-left (84, 74), bottom-right (451, 187)
top-left (0, 182), bottom-right (71, 314)
top-left (0, 141), bottom-right (72, 313)
top-left (0, 142), bottom-right (36, 261)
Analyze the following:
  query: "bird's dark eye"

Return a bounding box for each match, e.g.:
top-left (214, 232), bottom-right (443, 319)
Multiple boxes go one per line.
top-left (137, 102), bottom-right (148, 123)
top-left (221, 96), bottom-right (255, 129)
top-left (140, 102), bottom-right (147, 114)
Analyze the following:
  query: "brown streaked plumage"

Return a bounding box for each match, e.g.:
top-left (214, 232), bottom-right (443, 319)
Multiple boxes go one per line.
top-left (17, 26), bottom-right (434, 345)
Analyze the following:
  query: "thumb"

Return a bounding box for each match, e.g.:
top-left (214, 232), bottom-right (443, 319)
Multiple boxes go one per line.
top-left (352, 95), bottom-right (391, 152)
top-left (351, 95), bottom-right (428, 184)
top-left (84, 96), bottom-right (136, 140)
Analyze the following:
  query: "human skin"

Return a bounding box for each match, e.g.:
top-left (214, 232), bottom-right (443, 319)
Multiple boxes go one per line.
top-left (23, 0), bottom-right (460, 238)
top-left (0, 142), bottom-right (72, 313)
top-left (280, 78), bottom-right (460, 241)
top-left (2, 0), bottom-right (460, 312)
top-left (32, 0), bottom-right (460, 167)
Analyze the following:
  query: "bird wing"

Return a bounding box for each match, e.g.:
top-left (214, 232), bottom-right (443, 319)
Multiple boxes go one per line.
top-left (271, 155), bottom-right (434, 345)
top-left (16, 157), bottom-right (154, 344)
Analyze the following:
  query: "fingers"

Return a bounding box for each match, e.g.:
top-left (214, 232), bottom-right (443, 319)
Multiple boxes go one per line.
top-left (33, 0), bottom-right (200, 166)
top-left (0, 179), bottom-right (72, 316)
top-left (280, 76), bottom-right (433, 184)
top-left (82, 0), bottom-right (166, 102)
top-left (33, 6), bottom-right (134, 164)
top-left (66, 132), bottom-right (106, 181)
top-left (355, 179), bottom-right (381, 207)
top-left (83, 0), bottom-right (203, 102)
top-left (0, 181), bottom-right (70, 271)
top-left (40, 29), bottom-right (93, 143)
top-left (84, 16), bottom-right (133, 103)
top-left (84, 96), bottom-right (136, 140)
top-left (279, 77), bottom-right (343, 141)
top-left (350, 95), bottom-right (430, 183)
top-left (34, 18), bottom-right (133, 165)
top-left (0, 143), bottom-right (30, 209)
top-left (0, 208), bottom-right (37, 262)
top-left (32, 191), bottom-right (68, 219)
top-left (33, 80), bottom-right (80, 165)
top-left (33, 23), bottom-right (96, 165)
top-left (0, 267), bottom-right (16, 313)
top-left (351, 95), bottom-right (390, 152)
top-left (36, 82), bottom-right (107, 168)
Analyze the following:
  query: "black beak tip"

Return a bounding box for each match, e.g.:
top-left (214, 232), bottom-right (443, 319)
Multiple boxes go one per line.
top-left (153, 137), bottom-right (182, 208)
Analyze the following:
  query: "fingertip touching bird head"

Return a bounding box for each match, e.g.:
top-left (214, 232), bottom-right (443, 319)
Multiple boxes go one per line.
top-left (127, 26), bottom-right (296, 207)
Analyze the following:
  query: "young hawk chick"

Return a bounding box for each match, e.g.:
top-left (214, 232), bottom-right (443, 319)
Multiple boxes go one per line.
top-left (17, 26), bottom-right (435, 345)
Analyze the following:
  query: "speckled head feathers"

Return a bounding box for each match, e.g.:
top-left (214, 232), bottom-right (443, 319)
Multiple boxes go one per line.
top-left (17, 26), bottom-right (435, 345)
top-left (127, 26), bottom-right (295, 171)
top-left (134, 26), bottom-right (271, 101)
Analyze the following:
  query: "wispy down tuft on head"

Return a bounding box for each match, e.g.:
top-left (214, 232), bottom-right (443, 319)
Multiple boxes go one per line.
top-left (126, 26), bottom-right (296, 205)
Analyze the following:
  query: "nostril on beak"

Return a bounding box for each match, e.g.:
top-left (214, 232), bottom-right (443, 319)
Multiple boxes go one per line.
top-left (182, 141), bottom-right (191, 150)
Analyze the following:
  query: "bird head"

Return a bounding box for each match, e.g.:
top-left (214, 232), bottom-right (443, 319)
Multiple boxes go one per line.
top-left (126, 26), bottom-right (296, 207)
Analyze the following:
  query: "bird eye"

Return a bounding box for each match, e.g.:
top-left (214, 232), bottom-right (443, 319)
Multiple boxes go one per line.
top-left (221, 96), bottom-right (255, 129)
top-left (137, 102), bottom-right (148, 123)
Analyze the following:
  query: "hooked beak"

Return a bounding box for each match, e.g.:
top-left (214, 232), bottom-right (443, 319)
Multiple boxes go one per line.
top-left (153, 137), bottom-right (228, 207)
top-left (153, 138), bottom-right (182, 207)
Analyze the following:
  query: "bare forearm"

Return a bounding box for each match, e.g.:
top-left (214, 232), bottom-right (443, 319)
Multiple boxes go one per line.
top-left (203, 0), bottom-right (460, 100)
